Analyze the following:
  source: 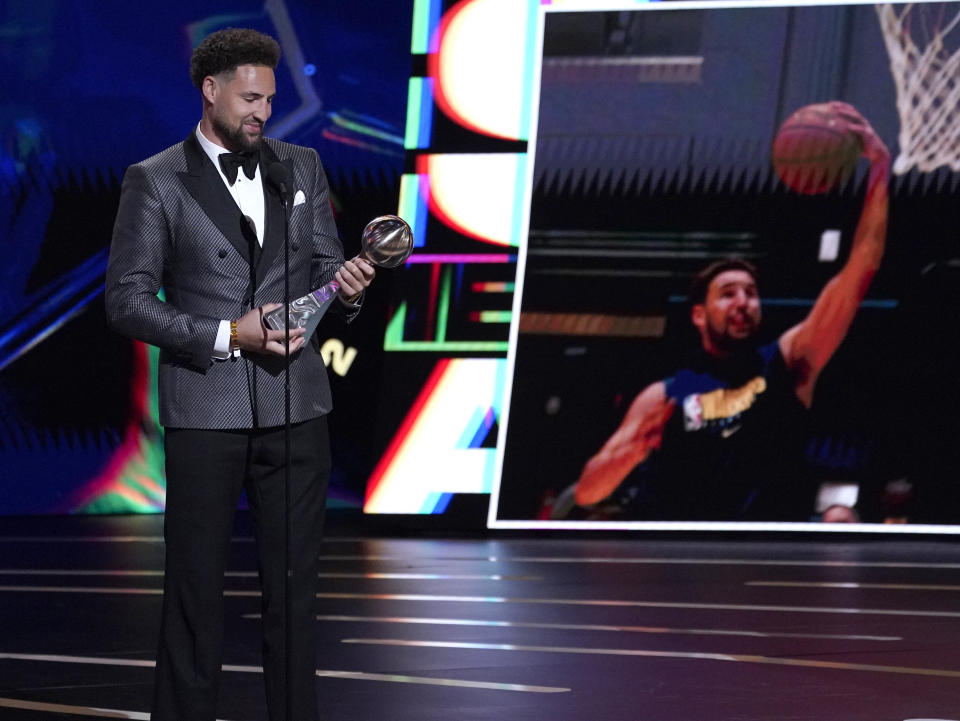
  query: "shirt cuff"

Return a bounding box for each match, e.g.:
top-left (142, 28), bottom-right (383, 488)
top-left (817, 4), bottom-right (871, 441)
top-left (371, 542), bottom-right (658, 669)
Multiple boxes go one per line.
top-left (212, 319), bottom-right (238, 360)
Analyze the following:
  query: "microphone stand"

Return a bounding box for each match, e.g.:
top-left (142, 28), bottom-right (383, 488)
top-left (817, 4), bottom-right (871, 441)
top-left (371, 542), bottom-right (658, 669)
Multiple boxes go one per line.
top-left (276, 174), bottom-right (293, 721)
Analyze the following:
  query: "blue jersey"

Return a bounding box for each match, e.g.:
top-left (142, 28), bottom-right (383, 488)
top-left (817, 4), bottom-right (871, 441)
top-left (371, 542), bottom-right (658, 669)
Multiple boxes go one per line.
top-left (623, 341), bottom-right (812, 521)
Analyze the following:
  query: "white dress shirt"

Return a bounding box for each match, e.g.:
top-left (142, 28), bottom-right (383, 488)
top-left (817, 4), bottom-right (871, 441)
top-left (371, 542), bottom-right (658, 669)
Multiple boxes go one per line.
top-left (195, 124), bottom-right (266, 358)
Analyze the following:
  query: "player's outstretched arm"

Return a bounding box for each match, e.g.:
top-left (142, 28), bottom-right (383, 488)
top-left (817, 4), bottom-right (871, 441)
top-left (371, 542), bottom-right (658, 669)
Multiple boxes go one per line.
top-left (779, 102), bottom-right (891, 407)
top-left (574, 381), bottom-right (675, 506)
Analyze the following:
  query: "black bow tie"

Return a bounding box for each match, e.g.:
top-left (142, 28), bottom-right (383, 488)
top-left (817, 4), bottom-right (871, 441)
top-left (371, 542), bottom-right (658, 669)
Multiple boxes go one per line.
top-left (218, 151), bottom-right (259, 184)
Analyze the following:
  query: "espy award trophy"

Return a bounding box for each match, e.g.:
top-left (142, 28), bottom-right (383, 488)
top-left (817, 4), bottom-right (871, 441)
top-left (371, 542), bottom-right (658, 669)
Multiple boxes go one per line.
top-left (263, 214), bottom-right (413, 338)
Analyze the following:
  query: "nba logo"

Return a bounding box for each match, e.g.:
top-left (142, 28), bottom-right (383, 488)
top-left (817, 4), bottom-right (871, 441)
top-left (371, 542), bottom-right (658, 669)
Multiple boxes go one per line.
top-left (683, 394), bottom-right (702, 431)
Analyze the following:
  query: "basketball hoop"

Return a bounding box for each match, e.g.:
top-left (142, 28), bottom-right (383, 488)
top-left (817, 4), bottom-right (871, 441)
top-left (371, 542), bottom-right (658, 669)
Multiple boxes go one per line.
top-left (876, 2), bottom-right (960, 174)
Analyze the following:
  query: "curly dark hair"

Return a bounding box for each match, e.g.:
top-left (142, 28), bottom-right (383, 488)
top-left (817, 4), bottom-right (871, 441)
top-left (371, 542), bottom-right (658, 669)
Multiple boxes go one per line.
top-left (189, 28), bottom-right (281, 90)
top-left (688, 258), bottom-right (758, 307)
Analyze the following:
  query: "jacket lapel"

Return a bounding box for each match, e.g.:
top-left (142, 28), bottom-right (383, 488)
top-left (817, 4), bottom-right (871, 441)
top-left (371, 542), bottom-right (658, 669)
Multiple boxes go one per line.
top-left (256, 140), bottom-right (295, 284)
top-left (177, 132), bottom-right (254, 264)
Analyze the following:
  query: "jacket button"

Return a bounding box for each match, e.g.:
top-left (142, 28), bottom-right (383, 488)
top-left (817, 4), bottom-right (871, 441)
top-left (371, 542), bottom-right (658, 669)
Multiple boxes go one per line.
top-left (218, 249), bottom-right (228, 259)
top-left (291, 243), bottom-right (300, 252)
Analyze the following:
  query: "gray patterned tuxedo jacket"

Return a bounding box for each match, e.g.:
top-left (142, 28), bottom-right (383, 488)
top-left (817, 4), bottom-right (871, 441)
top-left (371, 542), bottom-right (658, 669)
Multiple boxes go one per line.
top-left (106, 131), bottom-right (357, 429)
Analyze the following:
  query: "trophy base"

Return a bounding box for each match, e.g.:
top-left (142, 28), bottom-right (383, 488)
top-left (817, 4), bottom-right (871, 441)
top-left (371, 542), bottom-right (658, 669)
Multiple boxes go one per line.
top-left (262, 281), bottom-right (340, 341)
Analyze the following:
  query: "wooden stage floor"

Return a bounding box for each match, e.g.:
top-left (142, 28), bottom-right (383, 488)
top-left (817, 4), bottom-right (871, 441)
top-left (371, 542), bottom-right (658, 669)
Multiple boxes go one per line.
top-left (0, 513), bottom-right (958, 720)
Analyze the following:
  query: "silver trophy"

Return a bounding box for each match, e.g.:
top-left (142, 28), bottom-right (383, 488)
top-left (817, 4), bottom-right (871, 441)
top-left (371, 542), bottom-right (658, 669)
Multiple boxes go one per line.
top-left (263, 215), bottom-right (413, 338)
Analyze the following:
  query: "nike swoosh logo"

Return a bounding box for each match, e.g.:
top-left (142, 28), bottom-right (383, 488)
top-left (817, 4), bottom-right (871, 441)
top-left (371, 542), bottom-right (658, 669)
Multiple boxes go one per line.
top-left (721, 425), bottom-right (742, 438)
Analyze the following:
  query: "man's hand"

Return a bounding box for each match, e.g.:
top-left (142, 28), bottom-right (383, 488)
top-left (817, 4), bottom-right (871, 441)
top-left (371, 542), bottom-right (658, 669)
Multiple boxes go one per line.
top-left (828, 101), bottom-right (891, 166)
top-left (336, 257), bottom-right (376, 302)
top-left (235, 304), bottom-right (305, 356)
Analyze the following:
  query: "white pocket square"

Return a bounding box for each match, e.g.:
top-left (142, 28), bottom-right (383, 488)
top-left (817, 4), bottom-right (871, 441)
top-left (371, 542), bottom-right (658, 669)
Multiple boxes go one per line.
top-left (293, 189), bottom-right (306, 206)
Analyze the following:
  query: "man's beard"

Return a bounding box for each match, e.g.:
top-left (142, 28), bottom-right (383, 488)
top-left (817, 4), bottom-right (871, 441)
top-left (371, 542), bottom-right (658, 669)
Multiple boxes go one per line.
top-left (707, 318), bottom-right (758, 355)
top-left (213, 114), bottom-right (263, 153)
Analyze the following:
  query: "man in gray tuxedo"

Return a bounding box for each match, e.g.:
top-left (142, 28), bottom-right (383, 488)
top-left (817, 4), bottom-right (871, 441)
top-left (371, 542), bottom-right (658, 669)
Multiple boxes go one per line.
top-left (105, 28), bottom-right (374, 721)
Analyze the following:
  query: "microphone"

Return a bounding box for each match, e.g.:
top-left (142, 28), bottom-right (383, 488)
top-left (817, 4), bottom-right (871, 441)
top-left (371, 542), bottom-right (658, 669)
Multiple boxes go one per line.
top-left (266, 162), bottom-right (292, 205)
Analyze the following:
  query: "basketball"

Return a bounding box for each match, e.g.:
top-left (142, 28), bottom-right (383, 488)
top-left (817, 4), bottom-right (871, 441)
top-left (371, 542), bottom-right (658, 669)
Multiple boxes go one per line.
top-left (772, 103), bottom-right (864, 194)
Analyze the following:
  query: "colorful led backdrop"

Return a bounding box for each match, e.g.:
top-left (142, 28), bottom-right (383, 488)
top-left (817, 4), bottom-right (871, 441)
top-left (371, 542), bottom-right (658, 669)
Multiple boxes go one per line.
top-left (363, 0), bottom-right (539, 515)
top-left (0, 0), bottom-right (411, 514)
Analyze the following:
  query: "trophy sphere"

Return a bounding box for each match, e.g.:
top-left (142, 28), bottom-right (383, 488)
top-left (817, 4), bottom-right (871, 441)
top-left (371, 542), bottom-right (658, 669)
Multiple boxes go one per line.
top-left (361, 215), bottom-right (413, 268)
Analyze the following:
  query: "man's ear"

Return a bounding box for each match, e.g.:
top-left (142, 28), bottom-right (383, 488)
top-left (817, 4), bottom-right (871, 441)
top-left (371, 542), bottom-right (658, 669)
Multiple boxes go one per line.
top-left (201, 76), bottom-right (218, 105)
top-left (691, 304), bottom-right (706, 332)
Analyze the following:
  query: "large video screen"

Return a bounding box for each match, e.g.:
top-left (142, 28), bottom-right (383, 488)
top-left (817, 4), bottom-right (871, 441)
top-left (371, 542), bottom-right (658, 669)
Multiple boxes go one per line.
top-left (489, 0), bottom-right (960, 532)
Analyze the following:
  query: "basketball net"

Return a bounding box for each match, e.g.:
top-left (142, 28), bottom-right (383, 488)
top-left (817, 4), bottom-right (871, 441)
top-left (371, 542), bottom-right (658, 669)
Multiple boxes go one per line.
top-left (876, 3), bottom-right (960, 174)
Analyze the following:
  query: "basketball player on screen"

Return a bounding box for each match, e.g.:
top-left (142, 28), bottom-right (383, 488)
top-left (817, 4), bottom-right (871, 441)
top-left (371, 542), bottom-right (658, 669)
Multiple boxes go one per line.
top-left (571, 102), bottom-right (890, 521)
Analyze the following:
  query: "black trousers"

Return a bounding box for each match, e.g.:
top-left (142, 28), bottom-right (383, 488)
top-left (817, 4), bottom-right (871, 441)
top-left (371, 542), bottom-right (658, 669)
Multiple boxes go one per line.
top-left (151, 416), bottom-right (330, 721)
